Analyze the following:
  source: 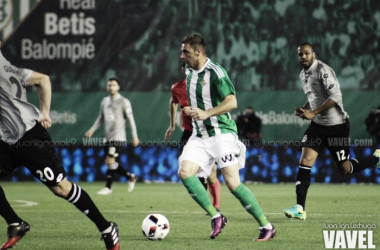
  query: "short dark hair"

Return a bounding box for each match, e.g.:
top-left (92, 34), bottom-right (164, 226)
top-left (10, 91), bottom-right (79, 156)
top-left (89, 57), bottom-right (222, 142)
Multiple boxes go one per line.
top-left (299, 42), bottom-right (314, 52)
top-left (182, 34), bottom-right (206, 53)
top-left (108, 78), bottom-right (119, 85)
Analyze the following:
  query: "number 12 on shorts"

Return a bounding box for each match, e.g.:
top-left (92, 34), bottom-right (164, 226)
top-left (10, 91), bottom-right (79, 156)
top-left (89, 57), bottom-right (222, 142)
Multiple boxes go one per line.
top-left (335, 150), bottom-right (349, 161)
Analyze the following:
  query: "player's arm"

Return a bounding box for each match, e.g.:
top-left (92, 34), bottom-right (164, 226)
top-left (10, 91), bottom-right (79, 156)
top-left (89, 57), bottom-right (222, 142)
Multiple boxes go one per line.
top-left (295, 101), bottom-right (310, 117)
top-left (165, 97), bottom-right (178, 141)
top-left (184, 94), bottom-right (237, 121)
top-left (300, 99), bottom-right (336, 120)
top-left (26, 71), bottom-right (52, 129)
top-left (124, 100), bottom-right (139, 146)
top-left (300, 68), bottom-right (341, 120)
top-left (85, 102), bottom-right (104, 138)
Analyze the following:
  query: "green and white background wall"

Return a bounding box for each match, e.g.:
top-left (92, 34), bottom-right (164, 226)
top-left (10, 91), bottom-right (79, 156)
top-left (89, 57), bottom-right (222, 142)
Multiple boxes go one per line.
top-left (1, 0), bottom-right (380, 183)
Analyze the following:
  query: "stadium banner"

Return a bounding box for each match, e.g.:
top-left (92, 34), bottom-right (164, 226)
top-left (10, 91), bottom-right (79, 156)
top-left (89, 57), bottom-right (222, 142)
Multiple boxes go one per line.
top-left (1, 0), bottom-right (378, 143)
top-left (1, 0), bottom-right (379, 92)
top-left (26, 90), bottom-right (380, 144)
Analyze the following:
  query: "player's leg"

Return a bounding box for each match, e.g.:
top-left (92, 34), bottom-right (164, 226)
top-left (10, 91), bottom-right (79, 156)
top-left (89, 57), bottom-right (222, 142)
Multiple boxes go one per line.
top-left (97, 154), bottom-right (117, 195)
top-left (179, 130), bottom-right (209, 191)
top-left (198, 176), bottom-right (208, 190)
top-left (15, 124), bottom-right (120, 249)
top-left (179, 136), bottom-right (220, 214)
top-left (0, 186), bottom-right (30, 250)
top-left (0, 142), bottom-right (30, 250)
top-left (221, 164), bottom-right (275, 241)
top-left (114, 161), bottom-right (137, 193)
top-left (328, 120), bottom-right (379, 174)
top-left (109, 143), bottom-right (137, 192)
top-left (207, 164), bottom-right (221, 211)
top-left (283, 147), bottom-right (317, 220)
top-left (335, 156), bottom-right (379, 175)
top-left (49, 178), bottom-right (120, 249)
top-left (216, 134), bottom-right (275, 241)
top-left (178, 160), bottom-right (218, 217)
top-left (179, 159), bottom-right (225, 239)
top-left (284, 122), bottom-right (323, 220)
top-left (98, 143), bottom-right (120, 195)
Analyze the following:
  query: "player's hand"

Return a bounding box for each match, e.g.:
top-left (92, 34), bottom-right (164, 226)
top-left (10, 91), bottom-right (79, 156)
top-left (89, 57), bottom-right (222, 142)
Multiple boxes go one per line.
top-left (85, 130), bottom-right (94, 138)
top-left (184, 106), bottom-right (208, 121)
top-left (299, 108), bottom-right (316, 120)
top-left (39, 112), bottom-right (51, 128)
top-left (294, 107), bottom-right (304, 117)
top-left (132, 137), bottom-right (139, 147)
top-left (165, 126), bottom-right (175, 141)
top-left (183, 106), bottom-right (191, 116)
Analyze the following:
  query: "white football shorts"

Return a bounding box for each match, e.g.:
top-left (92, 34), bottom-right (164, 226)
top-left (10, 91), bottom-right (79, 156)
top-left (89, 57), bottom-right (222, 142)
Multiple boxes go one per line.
top-left (180, 133), bottom-right (246, 177)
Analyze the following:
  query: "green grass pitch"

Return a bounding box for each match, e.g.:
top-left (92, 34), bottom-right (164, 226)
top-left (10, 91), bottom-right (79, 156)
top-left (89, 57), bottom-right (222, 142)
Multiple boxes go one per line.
top-left (0, 182), bottom-right (378, 250)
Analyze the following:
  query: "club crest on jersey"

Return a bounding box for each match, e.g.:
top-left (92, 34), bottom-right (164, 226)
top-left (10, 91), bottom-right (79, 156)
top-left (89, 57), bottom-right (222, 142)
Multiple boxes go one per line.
top-left (199, 79), bottom-right (206, 87)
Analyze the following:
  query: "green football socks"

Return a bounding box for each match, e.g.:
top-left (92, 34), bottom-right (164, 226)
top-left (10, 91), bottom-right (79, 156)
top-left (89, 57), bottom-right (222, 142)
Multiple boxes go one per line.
top-left (182, 175), bottom-right (218, 217)
top-left (232, 184), bottom-right (268, 227)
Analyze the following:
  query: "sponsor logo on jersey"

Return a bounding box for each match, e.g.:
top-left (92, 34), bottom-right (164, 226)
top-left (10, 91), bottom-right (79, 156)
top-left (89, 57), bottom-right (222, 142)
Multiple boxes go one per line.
top-left (4, 65), bottom-right (22, 76)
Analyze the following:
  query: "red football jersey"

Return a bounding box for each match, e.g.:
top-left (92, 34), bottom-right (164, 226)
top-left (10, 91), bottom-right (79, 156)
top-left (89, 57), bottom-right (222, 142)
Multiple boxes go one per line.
top-left (171, 79), bottom-right (193, 131)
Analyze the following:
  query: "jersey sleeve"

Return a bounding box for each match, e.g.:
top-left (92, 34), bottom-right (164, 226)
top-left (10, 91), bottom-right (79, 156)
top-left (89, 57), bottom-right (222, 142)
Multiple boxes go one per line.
top-left (171, 85), bottom-right (179, 104)
top-left (123, 98), bottom-right (138, 139)
top-left (20, 69), bottom-right (32, 88)
top-left (216, 75), bottom-right (236, 99)
top-left (89, 99), bottom-right (105, 131)
top-left (319, 65), bottom-right (342, 104)
top-left (22, 69), bottom-right (32, 81)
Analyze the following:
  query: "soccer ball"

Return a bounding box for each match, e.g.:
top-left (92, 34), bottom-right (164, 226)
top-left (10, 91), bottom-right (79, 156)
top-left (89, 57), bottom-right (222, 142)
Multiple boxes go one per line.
top-left (142, 214), bottom-right (170, 240)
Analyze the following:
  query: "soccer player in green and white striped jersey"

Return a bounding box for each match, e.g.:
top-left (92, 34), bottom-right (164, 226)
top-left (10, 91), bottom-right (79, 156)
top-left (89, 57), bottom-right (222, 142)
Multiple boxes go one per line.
top-left (178, 34), bottom-right (275, 241)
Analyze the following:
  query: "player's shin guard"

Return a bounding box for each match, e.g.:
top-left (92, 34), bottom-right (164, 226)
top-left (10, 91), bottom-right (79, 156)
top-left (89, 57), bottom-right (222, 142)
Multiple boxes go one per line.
top-left (349, 156), bottom-right (378, 173)
top-left (181, 175), bottom-right (218, 217)
top-left (66, 183), bottom-right (110, 232)
top-left (231, 184), bottom-right (268, 227)
top-left (0, 186), bottom-right (22, 225)
top-left (296, 165), bottom-right (311, 210)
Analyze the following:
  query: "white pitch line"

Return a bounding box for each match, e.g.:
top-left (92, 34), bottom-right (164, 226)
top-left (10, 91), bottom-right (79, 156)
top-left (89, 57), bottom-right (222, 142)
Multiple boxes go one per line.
top-left (11, 200), bottom-right (38, 207)
top-left (102, 210), bottom-right (380, 217)
top-left (13, 208), bottom-right (380, 218)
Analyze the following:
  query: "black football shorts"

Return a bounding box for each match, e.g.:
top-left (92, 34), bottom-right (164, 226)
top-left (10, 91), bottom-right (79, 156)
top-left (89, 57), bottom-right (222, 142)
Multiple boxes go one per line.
top-left (300, 119), bottom-right (350, 163)
top-left (0, 123), bottom-right (66, 186)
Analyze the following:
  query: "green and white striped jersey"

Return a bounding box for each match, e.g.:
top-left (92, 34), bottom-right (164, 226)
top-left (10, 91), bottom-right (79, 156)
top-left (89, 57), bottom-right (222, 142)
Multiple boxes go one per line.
top-left (186, 58), bottom-right (237, 138)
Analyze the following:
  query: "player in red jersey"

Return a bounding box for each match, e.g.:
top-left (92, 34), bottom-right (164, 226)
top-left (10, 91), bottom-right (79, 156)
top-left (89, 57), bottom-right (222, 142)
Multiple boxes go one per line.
top-left (165, 62), bottom-right (221, 212)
